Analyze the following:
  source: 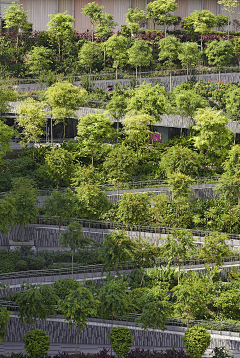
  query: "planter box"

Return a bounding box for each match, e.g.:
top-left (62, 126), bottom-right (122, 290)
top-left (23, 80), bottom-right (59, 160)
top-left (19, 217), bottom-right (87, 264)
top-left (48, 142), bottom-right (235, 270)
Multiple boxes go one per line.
top-left (9, 240), bottom-right (36, 251)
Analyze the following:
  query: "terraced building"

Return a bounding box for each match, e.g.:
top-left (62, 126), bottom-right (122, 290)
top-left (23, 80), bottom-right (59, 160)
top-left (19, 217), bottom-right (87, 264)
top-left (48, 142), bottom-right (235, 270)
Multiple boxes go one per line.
top-left (1, 0), bottom-right (240, 33)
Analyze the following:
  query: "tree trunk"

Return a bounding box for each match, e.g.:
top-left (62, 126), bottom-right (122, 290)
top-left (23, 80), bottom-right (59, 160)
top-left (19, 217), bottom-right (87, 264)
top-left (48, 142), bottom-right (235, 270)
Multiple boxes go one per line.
top-left (59, 219), bottom-right (62, 251)
top-left (187, 312), bottom-right (190, 328)
top-left (92, 24), bottom-right (94, 43)
top-left (136, 66), bottom-right (138, 80)
top-left (89, 217), bottom-right (91, 238)
top-left (72, 252), bottom-right (74, 280)
top-left (170, 70), bottom-right (172, 92)
top-left (178, 262), bottom-right (181, 285)
top-left (228, 17), bottom-right (230, 40)
top-left (32, 142), bottom-right (35, 161)
top-left (234, 115), bottom-right (237, 145)
top-left (181, 116), bottom-right (183, 135)
top-left (200, 35), bottom-right (203, 52)
top-left (187, 67), bottom-right (189, 80)
top-left (116, 65), bottom-right (118, 81)
top-left (111, 313), bottom-right (113, 356)
top-left (51, 115), bottom-right (53, 146)
top-left (92, 150), bottom-right (94, 166)
top-left (153, 327), bottom-right (155, 352)
top-left (63, 120), bottom-right (66, 141)
top-left (76, 325), bottom-right (79, 354)
top-left (21, 219), bottom-right (24, 243)
top-left (58, 37), bottom-right (61, 61)
top-left (34, 312), bottom-right (37, 330)
top-left (164, 21), bottom-right (167, 37)
top-left (218, 68), bottom-right (221, 89)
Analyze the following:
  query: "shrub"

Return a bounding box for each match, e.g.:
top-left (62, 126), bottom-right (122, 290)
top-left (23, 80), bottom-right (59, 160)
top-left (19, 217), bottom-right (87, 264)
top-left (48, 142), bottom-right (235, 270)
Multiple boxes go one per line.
top-left (109, 327), bottom-right (134, 357)
top-left (183, 326), bottom-right (211, 358)
top-left (53, 278), bottom-right (80, 298)
top-left (15, 260), bottom-right (28, 271)
top-left (211, 347), bottom-right (233, 358)
top-left (23, 329), bottom-right (50, 358)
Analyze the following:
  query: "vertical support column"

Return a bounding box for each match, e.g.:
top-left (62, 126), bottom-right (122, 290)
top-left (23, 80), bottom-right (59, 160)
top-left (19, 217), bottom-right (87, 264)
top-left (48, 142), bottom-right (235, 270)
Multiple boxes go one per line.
top-left (72, 0), bottom-right (74, 18)
top-left (145, 0), bottom-right (147, 30)
top-left (201, 0), bottom-right (204, 10)
top-left (129, 0), bottom-right (132, 8)
top-left (56, 0), bottom-right (58, 13)
top-left (217, 0), bottom-right (220, 14)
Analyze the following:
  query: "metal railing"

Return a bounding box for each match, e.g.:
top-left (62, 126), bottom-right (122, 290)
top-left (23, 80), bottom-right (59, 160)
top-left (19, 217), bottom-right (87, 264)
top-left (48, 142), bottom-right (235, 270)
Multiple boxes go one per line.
top-left (11, 66), bottom-right (240, 85)
top-left (35, 215), bottom-right (240, 241)
top-left (1, 255), bottom-right (240, 283)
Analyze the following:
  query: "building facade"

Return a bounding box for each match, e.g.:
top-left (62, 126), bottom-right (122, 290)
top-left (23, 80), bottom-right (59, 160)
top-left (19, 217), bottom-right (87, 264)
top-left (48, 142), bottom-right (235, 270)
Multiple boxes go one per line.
top-left (1, 0), bottom-right (240, 33)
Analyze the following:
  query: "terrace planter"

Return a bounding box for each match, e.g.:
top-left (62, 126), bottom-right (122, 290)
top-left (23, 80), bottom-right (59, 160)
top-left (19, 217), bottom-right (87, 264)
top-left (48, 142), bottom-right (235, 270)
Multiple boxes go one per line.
top-left (9, 240), bottom-right (36, 251)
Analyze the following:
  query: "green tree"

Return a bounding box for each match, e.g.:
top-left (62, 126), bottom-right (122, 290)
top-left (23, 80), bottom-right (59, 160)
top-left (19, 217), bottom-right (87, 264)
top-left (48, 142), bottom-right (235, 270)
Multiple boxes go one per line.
top-left (174, 89), bottom-right (207, 129)
top-left (105, 93), bottom-right (128, 133)
top-left (78, 42), bottom-right (103, 75)
top-left (219, 0), bottom-right (238, 37)
top-left (26, 46), bottom-right (53, 77)
top-left (103, 145), bottom-right (138, 191)
top-left (199, 232), bottom-right (231, 281)
top-left (99, 230), bottom-right (137, 274)
top-left (174, 273), bottom-right (213, 326)
top-left (95, 12), bottom-right (117, 40)
top-left (183, 326), bottom-right (211, 358)
top-left (98, 279), bottom-right (131, 326)
top-left (216, 14), bottom-right (229, 31)
top-left (225, 87), bottom-right (240, 143)
top-left (162, 228), bottom-right (197, 284)
top-left (3, 2), bottom-right (30, 52)
top-left (16, 98), bottom-right (47, 160)
top-left (47, 11), bottom-right (75, 60)
top-left (75, 183), bottom-right (110, 237)
top-left (82, 2), bottom-right (104, 42)
top-left (0, 307), bottom-right (11, 342)
top-left (158, 36), bottom-right (180, 91)
top-left (160, 145), bottom-right (202, 177)
top-left (45, 148), bottom-right (74, 189)
top-left (133, 239), bottom-right (160, 286)
top-left (231, 37), bottom-right (240, 65)
top-left (0, 195), bottom-right (16, 236)
top-left (13, 283), bottom-right (58, 329)
top-left (53, 278), bottom-right (80, 299)
top-left (60, 222), bottom-right (91, 278)
top-left (146, 0), bottom-right (178, 36)
top-left (71, 165), bottom-right (101, 187)
top-left (193, 108), bottom-right (233, 171)
top-left (136, 286), bottom-right (172, 351)
top-left (205, 40), bottom-right (233, 86)
top-left (45, 81), bottom-right (87, 140)
top-left (191, 10), bottom-right (216, 50)
top-left (167, 172), bottom-right (194, 218)
top-left (9, 177), bottom-right (38, 242)
top-left (128, 39), bottom-right (153, 79)
top-left (216, 145), bottom-right (240, 205)
top-left (126, 7), bottom-right (146, 35)
top-left (127, 82), bottom-right (169, 121)
top-left (0, 120), bottom-right (15, 161)
top-left (109, 327), bottom-right (134, 357)
top-left (122, 114), bottom-right (153, 158)
top-left (0, 82), bottom-right (16, 119)
top-left (178, 42), bottom-right (201, 78)
top-left (105, 35), bottom-right (129, 80)
top-left (214, 288), bottom-right (240, 319)
top-left (44, 188), bottom-right (77, 250)
top-left (58, 284), bottom-right (99, 354)
top-left (117, 192), bottom-right (151, 238)
top-left (77, 113), bottom-right (116, 166)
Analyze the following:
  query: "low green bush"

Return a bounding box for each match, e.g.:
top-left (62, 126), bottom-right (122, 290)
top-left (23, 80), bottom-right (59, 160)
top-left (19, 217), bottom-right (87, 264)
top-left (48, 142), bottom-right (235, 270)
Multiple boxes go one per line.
top-left (23, 329), bottom-right (50, 358)
top-left (183, 326), bottom-right (211, 358)
top-left (109, 326), bottom-right (134, 357)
